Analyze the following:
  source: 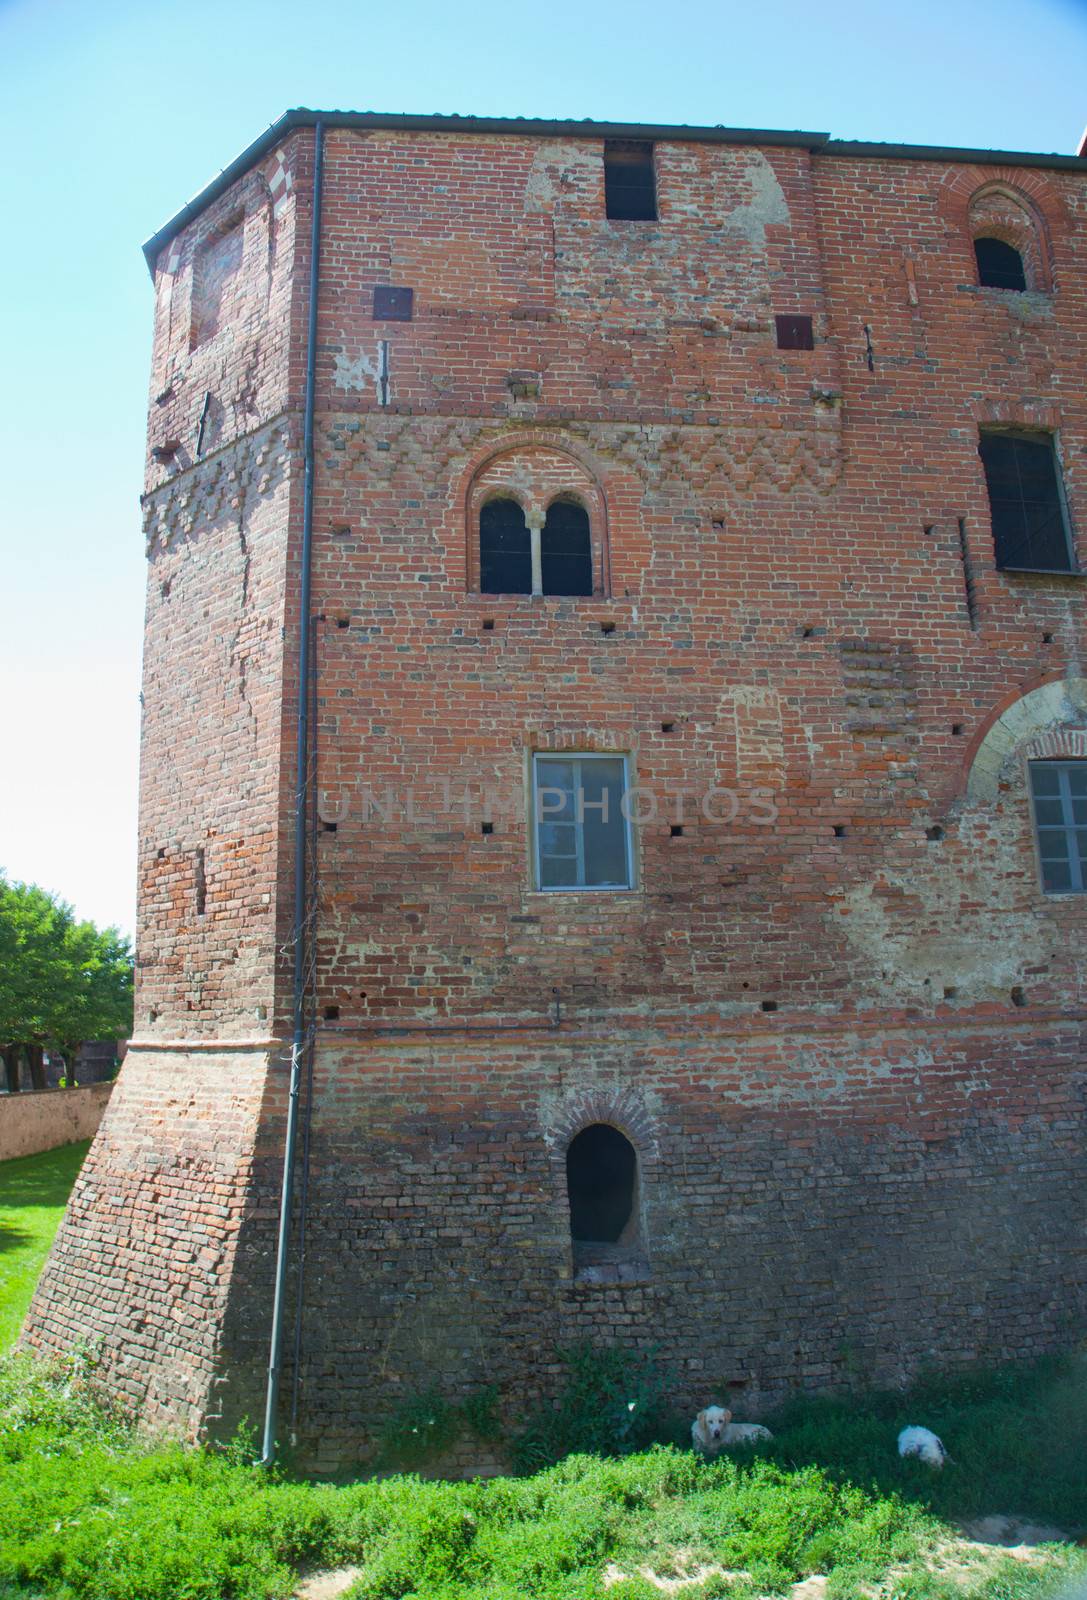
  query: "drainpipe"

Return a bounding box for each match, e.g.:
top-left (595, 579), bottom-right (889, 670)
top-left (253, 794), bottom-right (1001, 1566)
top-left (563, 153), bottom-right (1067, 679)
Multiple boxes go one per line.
top-left (261, 117), bottom-right (325, 1468)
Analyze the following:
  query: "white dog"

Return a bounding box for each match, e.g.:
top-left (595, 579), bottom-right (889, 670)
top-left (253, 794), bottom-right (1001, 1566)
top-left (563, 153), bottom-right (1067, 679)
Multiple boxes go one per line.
top-left (897, 1425), bottom-right (950, 1468)
top-left (692, 1406), bottom-right (773, 1455)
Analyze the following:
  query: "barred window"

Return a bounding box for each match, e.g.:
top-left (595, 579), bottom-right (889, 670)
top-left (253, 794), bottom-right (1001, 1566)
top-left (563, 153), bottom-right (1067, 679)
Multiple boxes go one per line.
top-left (541, 500), bottom-right (593, 597)
top-left (978, 432), bottom-right (1075, 573)
top-left (1029, 761), bottom-right (1087, 894)
top-left (604, 141), bottom-right (657, 221)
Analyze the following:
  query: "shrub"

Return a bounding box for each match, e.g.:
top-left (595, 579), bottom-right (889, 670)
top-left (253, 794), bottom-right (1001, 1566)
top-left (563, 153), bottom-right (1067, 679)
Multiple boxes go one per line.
top-left (374, 1383), bottom-right (505, 1470)
top-left (374, 1387), bottom-right (463, 1470)
top-left (512, 1342), bottom-right (680, 1472)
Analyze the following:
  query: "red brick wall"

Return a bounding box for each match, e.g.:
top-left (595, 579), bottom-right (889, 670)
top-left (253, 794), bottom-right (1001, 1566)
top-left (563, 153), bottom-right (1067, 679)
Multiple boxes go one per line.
top-left (25, 125), bottom-right (1087, 1466)
top-left (136, 130), bottom-right (317, 1037)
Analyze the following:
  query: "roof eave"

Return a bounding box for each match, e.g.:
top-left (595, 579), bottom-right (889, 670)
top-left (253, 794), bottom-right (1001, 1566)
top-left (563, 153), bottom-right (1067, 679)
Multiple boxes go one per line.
top-left (141, 109), bottom-right (1087, 277)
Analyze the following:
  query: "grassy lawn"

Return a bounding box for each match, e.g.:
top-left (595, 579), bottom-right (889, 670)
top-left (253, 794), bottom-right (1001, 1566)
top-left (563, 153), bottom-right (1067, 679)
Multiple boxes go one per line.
top-left (0, 1350), bottom-right (1083, 1600)
top-left (0, 1142), bottom-right (90, 1351)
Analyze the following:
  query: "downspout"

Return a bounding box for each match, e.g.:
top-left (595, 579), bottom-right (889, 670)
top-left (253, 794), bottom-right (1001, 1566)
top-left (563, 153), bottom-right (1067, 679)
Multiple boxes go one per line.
top-left (261, 117), bottom-right (325, 1468)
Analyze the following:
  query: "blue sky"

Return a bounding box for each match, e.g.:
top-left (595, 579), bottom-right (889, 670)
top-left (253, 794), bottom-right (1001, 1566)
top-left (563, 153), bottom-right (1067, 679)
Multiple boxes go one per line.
top-left (2, 0), bottom-right (1086, 938)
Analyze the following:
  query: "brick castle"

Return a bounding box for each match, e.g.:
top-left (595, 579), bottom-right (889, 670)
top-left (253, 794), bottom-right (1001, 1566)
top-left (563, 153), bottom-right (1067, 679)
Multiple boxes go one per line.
top-left (23, 111), bottom-right (1087, 1472)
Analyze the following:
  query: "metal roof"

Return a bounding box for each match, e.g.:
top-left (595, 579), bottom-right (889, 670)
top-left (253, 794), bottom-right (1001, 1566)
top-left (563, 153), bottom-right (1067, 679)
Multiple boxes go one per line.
top-left (142, 107), bottom-right (1087, 272)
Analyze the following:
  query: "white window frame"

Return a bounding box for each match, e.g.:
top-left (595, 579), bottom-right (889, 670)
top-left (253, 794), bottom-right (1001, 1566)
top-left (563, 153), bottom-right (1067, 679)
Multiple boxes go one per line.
top-left (531, 752), bottom-right (635, 892)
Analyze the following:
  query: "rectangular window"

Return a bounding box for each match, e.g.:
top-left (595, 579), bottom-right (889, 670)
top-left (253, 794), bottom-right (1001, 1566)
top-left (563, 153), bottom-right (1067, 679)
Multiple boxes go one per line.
top-left (604, 141), bottom-right (657, 221)
top-left (978, 431), bottom-right (1076, 573)
top-left (532, 753), bottom-right (634, 891)
top-left (1029, 761), bottom-right (1087, 893)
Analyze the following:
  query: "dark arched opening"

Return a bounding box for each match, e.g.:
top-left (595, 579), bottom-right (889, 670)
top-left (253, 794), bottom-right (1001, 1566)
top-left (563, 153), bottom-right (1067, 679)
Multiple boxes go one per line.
top-left (480, 498), bottom-right (531, 594)
top-left (541, 499), bottom-right (593, 597)
top-left (566, 1123), bottom-right (636, 1243)
top-left (974, 236), bottom-right (1027, 291)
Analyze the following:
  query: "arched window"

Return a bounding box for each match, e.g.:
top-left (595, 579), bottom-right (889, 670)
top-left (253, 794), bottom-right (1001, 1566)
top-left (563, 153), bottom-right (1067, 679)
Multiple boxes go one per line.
top-left (541, 499), bottom-right (593, 597)
top-left (566, 1124), bottom-right (636, 1243)
top-left (466, 443), bottom-right (609, 597)
top-left (974, 236), bottom-right (1027, 291)
top-left (479, 498), bottom-right (531, 595)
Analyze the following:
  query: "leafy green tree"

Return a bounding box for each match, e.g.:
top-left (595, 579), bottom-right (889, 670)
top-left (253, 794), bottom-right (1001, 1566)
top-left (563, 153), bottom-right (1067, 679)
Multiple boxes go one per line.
top-left (0, 874), bottom-right (133, 1091)
top-left (51, 919), bottom-right (134, 1085)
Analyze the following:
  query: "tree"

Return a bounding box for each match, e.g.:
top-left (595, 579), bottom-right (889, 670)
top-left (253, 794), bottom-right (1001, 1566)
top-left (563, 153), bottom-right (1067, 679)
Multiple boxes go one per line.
top-left (52, 919), bottom-right (134, 1086)
top-left (0, 874), bottom-right (133, 1090)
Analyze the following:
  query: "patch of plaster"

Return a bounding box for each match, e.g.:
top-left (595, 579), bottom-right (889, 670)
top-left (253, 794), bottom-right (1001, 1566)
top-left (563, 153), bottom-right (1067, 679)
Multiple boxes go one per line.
top-left (719, 150), bottom-right (790, 246)
top-left (334, 349), bottom-right (382, 397)
top-left (524, 142), bottom-right (601, 212)
top-left (835, 820), bottom-right (1049, 999)
top-left (1002, 293), bottom-right (1055, 325)
top-left (752, 1044), bottom-right (936, 1109)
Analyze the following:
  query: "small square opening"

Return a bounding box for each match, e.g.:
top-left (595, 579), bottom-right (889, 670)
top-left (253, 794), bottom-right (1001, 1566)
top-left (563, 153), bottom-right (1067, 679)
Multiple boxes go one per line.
top-left (373, 285), bottom-right (414, 321)
top-left (775, 314), bottom-right (815, 351)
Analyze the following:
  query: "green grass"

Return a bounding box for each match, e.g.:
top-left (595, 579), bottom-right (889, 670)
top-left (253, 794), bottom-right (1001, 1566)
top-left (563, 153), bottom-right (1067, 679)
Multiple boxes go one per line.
top-left (0, 1352), bottom-right (1084, 1600)
top-left (0, 1143), bottom-right (89, 1351)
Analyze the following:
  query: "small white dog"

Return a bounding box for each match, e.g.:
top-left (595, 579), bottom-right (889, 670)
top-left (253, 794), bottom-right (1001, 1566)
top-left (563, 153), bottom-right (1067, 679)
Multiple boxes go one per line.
top-left (692, 1405), bottom-right (773, 1455)
top-left (897, 1425), bottom-right (950, 1468)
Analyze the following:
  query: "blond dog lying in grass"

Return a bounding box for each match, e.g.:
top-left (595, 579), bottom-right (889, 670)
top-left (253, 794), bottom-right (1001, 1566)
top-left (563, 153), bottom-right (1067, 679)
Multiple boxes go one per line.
top-left (691, 1406), bottom-right (773, 1456)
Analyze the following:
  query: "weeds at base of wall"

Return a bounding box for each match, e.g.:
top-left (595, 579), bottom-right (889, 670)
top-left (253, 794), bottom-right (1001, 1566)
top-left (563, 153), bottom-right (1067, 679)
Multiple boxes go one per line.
top-left (512, 1342), bottom-right (683, 1473)
top-left (375, 1384), bottom-right (502, 1470)
top-left (375, 1345), bottom-right (677, 1471)
top-left (374, 1339), bottom-right (1087, 1526)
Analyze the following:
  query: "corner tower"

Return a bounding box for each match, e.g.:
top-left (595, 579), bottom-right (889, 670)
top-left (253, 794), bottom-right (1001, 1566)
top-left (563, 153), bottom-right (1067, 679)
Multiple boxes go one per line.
top-left (22, 131), bottom-right (316, 1433)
